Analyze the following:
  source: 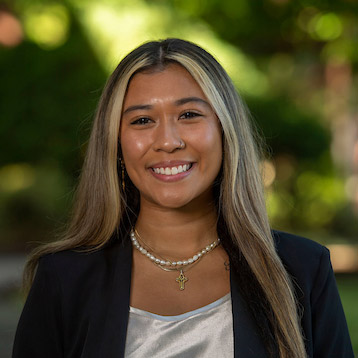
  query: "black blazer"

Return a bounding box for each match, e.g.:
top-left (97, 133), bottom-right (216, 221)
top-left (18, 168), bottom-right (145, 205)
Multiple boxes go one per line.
top-left (13, 231), bottom-right (354, 357)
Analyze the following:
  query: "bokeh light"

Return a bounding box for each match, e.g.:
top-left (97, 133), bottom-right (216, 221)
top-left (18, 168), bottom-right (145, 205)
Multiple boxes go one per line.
top-left (328, 244), bottom-right (358, 273)
top-left (308, 12), bottom-right (343, 41)
top-left (23, 4), bottom-right (70, 49)
top-left (0, 164), bottom-right (35, 193)
top-left (0, 10), bottom-right (23, 47)
top-left (262, 160), bottom-right (276, 187)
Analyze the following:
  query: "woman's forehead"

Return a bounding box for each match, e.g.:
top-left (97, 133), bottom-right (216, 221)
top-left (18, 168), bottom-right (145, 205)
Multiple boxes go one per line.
top-left (123, 64), bottom-right (208, 107)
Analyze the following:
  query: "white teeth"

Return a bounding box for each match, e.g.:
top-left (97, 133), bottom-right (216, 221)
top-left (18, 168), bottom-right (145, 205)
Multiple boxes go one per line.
top-left (153, 164), bottom-right (192, 175)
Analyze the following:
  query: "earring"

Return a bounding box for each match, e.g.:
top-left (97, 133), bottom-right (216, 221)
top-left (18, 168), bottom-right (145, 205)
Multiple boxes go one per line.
top-left (120, 158), bottom-right (125, 191)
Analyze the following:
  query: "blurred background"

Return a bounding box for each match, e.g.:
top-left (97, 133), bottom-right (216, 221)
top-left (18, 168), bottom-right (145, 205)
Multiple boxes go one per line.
top-left (0, 0), bottom-right (357, 356)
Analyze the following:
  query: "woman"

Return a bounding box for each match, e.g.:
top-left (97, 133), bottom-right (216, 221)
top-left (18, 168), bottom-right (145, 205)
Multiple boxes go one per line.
top-left (13, 38), bottom-right (353, 358)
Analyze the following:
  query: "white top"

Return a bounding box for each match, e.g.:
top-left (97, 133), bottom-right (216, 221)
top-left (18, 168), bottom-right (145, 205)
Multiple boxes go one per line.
top-left (124, 293), bottom-right (234, 357)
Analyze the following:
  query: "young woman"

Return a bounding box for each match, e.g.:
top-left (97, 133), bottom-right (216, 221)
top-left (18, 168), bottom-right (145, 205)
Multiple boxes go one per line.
top-left (13, 38), bottom-right (353, 358)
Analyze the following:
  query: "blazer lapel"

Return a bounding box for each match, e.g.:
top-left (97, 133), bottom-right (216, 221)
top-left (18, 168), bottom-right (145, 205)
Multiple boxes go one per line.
top-left (230, 268), bottom-right (268, 357)
top-left (97, 238), bottom-right (132, 358)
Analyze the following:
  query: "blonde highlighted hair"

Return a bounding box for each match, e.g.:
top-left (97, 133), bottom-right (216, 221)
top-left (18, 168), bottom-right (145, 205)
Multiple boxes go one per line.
top-left (24, 39), bottom-right (306, 358)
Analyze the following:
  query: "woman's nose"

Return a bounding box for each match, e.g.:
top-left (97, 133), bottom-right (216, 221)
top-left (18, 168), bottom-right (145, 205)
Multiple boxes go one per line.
top-left (152, 121), bottom-right (184, 152)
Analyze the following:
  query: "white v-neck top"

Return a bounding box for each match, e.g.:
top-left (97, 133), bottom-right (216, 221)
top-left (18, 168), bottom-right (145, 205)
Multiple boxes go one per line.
top-left (124, 293), bottom-right (234, 357)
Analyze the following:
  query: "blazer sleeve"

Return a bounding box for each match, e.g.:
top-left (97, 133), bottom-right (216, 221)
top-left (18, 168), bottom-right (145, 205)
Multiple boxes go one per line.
top-left (310, 247), bottom-right (354, 358)
top-left (12, 256), bottom-right (64, 358)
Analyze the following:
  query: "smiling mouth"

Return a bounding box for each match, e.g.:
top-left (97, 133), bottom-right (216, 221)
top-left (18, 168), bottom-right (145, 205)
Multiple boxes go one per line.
top-left (151, 163), bottom-right (193, 176)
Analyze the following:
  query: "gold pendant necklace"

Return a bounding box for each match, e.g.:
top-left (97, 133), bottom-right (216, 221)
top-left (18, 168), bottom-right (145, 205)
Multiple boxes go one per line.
top-left (176, 270), bottom-right (188, 290)
top-left (130, 229), bottom-right (220, 290)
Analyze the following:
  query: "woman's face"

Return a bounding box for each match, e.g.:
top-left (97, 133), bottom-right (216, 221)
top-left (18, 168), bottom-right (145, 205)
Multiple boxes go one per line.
top-left (120, 63), bottom-right (222, 210)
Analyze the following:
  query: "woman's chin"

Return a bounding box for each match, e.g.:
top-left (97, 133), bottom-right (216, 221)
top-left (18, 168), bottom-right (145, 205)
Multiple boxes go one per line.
top-left (154, 198), bottom-right (192, 210)
top-left (141, 192), bottom-right (195, 211)
top-left (140, 188), bottom-right (215, 212)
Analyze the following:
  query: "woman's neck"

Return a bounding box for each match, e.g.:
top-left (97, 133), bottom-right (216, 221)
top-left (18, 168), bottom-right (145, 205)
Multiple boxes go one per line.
top-left (134, 199), bottom-right (219, 259)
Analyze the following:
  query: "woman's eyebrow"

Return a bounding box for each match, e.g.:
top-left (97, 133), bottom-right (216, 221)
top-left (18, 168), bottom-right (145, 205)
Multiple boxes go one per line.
top-left (123, 104), bottom-right (152, 115)
top-left (123, 97), bottom-right (210, 115)
top-left (174, 97), bottom-right (210, 107)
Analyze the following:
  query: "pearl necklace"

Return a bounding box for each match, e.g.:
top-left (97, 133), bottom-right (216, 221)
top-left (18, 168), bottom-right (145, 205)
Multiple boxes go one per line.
top-left (130, 229), bottom-right (221, 290)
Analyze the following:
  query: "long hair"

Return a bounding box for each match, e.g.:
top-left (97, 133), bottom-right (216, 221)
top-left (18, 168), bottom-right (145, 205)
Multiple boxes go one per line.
top-left (23, 39), bottom-right (306, 358)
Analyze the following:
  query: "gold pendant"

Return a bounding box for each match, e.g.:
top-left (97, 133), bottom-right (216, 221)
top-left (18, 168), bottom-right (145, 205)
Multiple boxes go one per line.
top-left (176, 269), bottom-right (188, 290)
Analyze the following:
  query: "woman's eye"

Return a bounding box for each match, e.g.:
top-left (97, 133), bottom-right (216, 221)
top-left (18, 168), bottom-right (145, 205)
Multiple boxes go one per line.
top-left (180, 111), bottom-right (201, 119)
top-left (131, 117), bottom-right (152, 125)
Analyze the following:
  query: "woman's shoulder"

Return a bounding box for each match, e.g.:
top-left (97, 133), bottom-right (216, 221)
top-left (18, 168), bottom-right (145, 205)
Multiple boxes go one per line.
top-left (272, 229), bottom-right (328, 259)
top-left (37, 237), bottom-right (130, 280)
top-left (272, 230), bottom-right (331, 287)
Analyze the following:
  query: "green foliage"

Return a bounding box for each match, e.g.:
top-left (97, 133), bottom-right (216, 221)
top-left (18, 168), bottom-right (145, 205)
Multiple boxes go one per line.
top-left (0, 11), bottom-right (106, 175)
top-left (247, 96), bottom-right (331, 159)
top-left (0, 164), bottom-right (72, 249)
top-left (336, 275), bottom-right (358, 353)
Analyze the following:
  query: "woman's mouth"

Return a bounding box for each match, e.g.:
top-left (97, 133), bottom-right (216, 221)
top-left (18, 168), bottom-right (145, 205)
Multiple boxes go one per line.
top-left (151, 163), bottom-right (193, 176)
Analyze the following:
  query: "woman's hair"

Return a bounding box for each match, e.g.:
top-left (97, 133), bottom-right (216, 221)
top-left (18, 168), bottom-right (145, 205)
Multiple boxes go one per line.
top-left (24, 39), bottom-right (306, 358)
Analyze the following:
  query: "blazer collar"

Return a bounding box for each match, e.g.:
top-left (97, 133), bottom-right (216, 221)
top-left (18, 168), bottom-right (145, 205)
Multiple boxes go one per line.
top-left (91, 238), bottom-right (267, 357)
